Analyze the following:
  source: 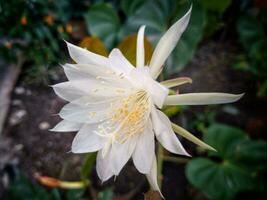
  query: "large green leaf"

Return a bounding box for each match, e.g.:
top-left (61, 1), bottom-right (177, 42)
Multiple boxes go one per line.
top-left (187, 123), bottom-right (267, 199)
top-left (120, 0), bottom-right (147, 16)
top-left (84, 3), bottom-right (120, 49)
top-left (204, 123), bottom-right (247, 159)
top-left (233, 140), bottom-right (267, 170)
top-left (186, 158), bottom-right (255, 200)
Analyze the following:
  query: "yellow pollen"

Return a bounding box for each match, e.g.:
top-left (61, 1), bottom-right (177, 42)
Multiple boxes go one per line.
top-left (96, 89), bottom-right (151, 143)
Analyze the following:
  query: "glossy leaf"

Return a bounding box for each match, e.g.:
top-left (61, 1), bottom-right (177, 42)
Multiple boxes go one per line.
top-left (186, 158), bottom-right (255, 200)
top-left (204, 123), bottom-right (247, 158)
top-left (120, 0), bottom-right (147, 16)
top-left (84, 3), bottom-right (120, 49)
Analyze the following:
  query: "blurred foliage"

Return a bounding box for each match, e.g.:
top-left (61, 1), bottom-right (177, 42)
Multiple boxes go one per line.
top-left (1, 0), bottom-right (246, 84)
top-left (0, 0), bottom-right (90, 83)
top-left (80, 153), bottom-right (96, 183)
top-left (5, 172), bottom-right (85, 200)
top-left (5, 170), bottom-right (114, 200)
top-left (186, 123), bottom-right (267, 200)
top-left (83, 0), bottom-right (234, 74)
top-left (97, 189), bottom-right (114, 200)
top-left (235, 6), bottom-right (267, 96)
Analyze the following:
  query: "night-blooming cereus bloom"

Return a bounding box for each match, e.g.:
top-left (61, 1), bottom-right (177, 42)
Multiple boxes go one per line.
top-left (51, 6), bottom-right (243, 194)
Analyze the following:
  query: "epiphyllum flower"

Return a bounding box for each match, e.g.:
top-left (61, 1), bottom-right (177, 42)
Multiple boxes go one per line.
top-left (51, 7), bottom-right (243, 194)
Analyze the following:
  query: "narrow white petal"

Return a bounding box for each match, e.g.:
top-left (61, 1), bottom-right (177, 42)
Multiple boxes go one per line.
top-left (132, 120), bottom-right (155, 174)
top-left (149, 6), bottom-right (192, 79)
top-left (171, 123), bottom-right (216, 151)
top-left (71, 124), bottom-right (106, 153)
top-left (136, 25), bottom-right (146, 68)
top-left (151, 107), bottom-right (190, 156)
top-left (50, 120), bottom-right (82, 132)
top-left (96, 150), bottom-right (114, 181)
top-left (112, 136), bottom-right (138, 175)
top-left (164, 93), bottom-right (244, 105)
top-left (145, 154), bottom-right (163, 197)
top-left (109, 48), bottom-right (135, 75)
top-left (160, 77), bottom-right (192, 88)
top-left (65, 41), bottom-right (108, 66)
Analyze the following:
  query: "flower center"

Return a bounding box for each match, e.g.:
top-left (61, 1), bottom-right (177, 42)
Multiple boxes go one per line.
top-left (96, 89), bottom-right (151, 143)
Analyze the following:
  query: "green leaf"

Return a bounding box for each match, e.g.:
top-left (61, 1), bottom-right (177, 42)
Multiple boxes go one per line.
top-left (80, 153), bottom-right (97, 182)
top-left (233, 140), bottom-right (267, 170)
top-left (204, 123), bottom-right (247, 159)
top-left (186, 158), bottom-right (255, 200)
top-left (85, 3), bottom-right (120, 49)
top-left (97, 188), bottom-right (113, 200)
top-left (120, 0), bottom-right (147, 16)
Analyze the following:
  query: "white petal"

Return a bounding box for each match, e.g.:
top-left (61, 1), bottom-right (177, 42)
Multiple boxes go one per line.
top-left (52, 81), bottom-right (87, 102)
top-left (96, 149), bottom-right (114, 181)
top-left (164, 93), bottom-right (244, 105)
top-left (59, 99), bottom-right (114, 123)
top-left (160, 77), bottom-right (192, 88)
top-left (62, 64), bottom-right (90, 81)
top-left (109, 48), bottom-right (135, 75)
top-left (50, 120), bottom-right (82, 132)
top-left (151, 107), bottom-right (190, 156)
top-left (52, 79), bottom-right (128, 102)
top-left (149, 6), bottom-right (192, 79)
top-left (136, 25), bottom-right (146, 68)
top-left (71, 124), bottom-right (106, 153)
top-left (65, 41), bottom-right (108, 66)
top-left (63, 64), bottom-right (131, 88)
top-left (145, 154), bottom-right (163, 197)
top-left (132, 120), bottom-right (155, 174)
top-left (112, 136), bottom-right (138, 175)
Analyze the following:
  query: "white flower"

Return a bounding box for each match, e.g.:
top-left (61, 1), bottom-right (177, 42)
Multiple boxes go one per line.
top-left (51, 6), bottom-right (243, 195)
